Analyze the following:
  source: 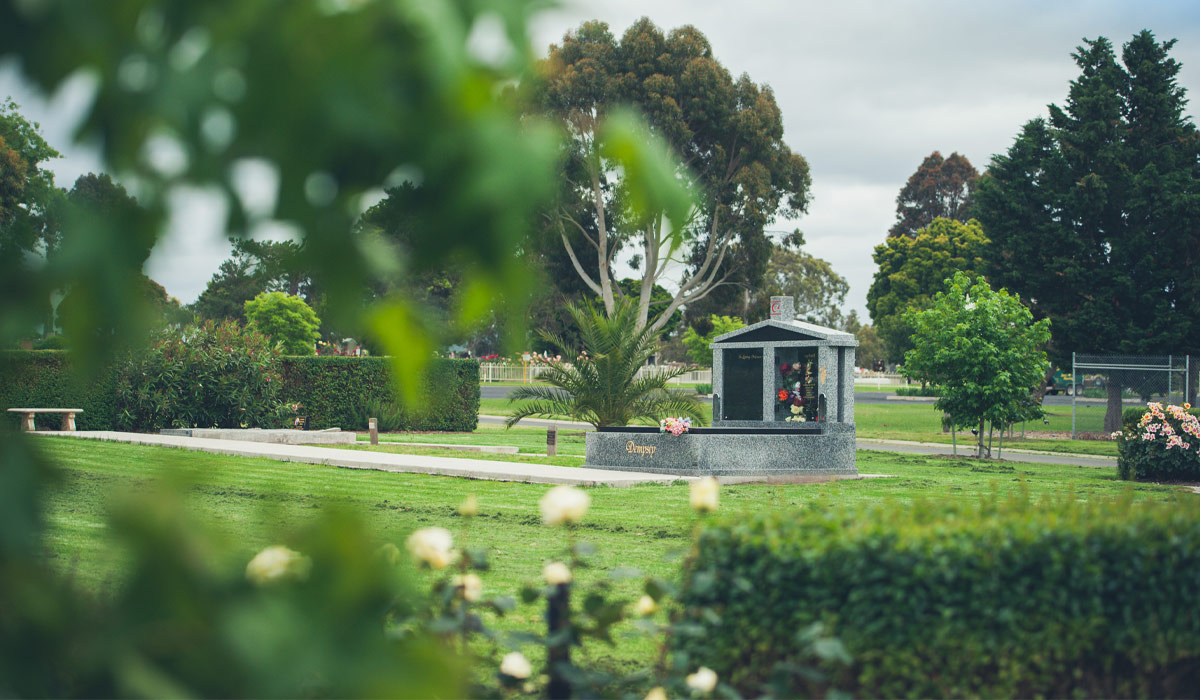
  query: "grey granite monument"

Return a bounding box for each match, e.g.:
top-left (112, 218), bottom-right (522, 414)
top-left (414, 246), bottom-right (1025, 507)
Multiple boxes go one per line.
top-left (584, 296), bottom-right (858, 476)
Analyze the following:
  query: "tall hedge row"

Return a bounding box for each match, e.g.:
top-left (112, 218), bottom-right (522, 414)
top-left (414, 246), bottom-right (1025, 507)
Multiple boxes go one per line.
top-left (677, 496), bottom-right (1200, 698)
top-left (0, 351), bottom-right (120, 430)
top-left (278, 356), bottom-right (479, 431)
top-left (1, 351), bottom-right (479, 433)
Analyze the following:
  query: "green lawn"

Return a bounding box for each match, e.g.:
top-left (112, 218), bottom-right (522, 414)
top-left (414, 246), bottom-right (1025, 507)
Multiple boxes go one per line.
top-left (31, 436), bottom-right (1186, 678)
top-left (37, 436), bottom-right (1176, 593)
top-left (854, 403), bottom-right (1119, 456)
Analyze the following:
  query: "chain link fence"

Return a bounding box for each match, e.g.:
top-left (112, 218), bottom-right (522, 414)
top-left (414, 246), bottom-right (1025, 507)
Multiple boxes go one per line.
top-left (1071, 353), bottom-right (1193, 436)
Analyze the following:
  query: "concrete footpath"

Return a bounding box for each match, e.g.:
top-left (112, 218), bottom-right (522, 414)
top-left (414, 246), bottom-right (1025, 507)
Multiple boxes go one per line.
top-left (478, 415), bottom-right (1118, 468)
top-left (35, 431), bottom-right (687, 487)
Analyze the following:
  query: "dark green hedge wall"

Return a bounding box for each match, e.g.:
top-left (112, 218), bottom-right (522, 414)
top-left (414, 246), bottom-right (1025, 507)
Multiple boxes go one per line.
top-left (279, 357), bottom-right (479, 431)
top-left (2, 352), bottom-right (479, 433)
top-left (0, 351), bottom-right (120, 430)
top-left (677, 497), bottom-right (1200, 698)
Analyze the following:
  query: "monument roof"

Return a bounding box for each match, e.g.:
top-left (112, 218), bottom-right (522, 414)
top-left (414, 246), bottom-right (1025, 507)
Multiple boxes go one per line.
top-left (710, 318), bottom-right (857, 346)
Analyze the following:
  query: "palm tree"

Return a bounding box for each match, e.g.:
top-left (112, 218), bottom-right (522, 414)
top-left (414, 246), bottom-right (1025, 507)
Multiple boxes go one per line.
top-left (506, 299), bottom-right (708, 429)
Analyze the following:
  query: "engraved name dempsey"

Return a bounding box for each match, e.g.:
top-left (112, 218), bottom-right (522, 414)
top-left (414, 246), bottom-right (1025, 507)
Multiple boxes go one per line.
top-left (626, 441), bottom-right (656, 457)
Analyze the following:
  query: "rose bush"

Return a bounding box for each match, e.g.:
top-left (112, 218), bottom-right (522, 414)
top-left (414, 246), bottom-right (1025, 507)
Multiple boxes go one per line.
top-left (1116, 402), bottom-right (1200, 481)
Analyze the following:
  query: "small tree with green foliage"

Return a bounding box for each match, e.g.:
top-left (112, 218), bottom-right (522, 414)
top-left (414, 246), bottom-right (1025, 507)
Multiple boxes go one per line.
top-left (244, 292), bottom-right (320, 356)
top-left (506, 299), bottom-right (708, 428)
top-left (681, 315), bottom-right (746, 366)
top-left (867, 217), bottom-right (989, 362)
top-left (902, 272), bottom-right (1050, 457)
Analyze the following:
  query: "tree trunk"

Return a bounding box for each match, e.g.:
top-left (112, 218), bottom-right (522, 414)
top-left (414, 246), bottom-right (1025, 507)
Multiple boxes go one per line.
top-left (1104, 378), bottom-right (1124, 433)
top-left (1032, 366), bottom-right (1055, 404)
top-left (977, 417), bottom-right (986, 458)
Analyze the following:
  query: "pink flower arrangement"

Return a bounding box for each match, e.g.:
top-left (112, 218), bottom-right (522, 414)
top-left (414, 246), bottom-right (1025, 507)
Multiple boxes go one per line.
top-left (1122, 402), bottom-right (1200, 453)
top-left (659, 416), bottom-right (692, 436)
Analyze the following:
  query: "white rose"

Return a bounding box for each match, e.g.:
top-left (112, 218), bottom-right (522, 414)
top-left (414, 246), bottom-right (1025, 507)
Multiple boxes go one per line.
top-left (454, 573), bottom-right (483, 602)
top-left (689, 477), bottom-right (720, 513)
top-left (539, 485), bottom-right (590, 526)
top-left (405, 527), bottom-right (455, 569)
top-left (500, 651), bottom-right (532, 679)
top-left (686, 667), bottom-right (718, 694)
top-left (644, 687), bottom-right (668, 700)
top-left (245, 545), bottom-right (309, 585)
top-left (543, 561), bottom-right (573, 585)
top-left (635, 595), bottom-right (658, 616)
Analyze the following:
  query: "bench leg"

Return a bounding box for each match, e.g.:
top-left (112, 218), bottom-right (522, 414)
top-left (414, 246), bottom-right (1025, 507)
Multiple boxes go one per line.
top-left (20, 412), bottom-right (35, 432)
top-left (61, 413), bottom-right (77, 431)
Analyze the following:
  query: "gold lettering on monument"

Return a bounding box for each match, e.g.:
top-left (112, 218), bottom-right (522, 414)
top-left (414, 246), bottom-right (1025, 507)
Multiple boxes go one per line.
top-left (626, 441), bottom-right (657, 457)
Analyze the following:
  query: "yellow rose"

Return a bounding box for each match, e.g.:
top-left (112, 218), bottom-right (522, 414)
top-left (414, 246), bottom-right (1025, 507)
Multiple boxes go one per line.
top-left (245, 545), bottom-right (310, 585)
top-left (543, 561), bottom-right (572, 585)
top-left (405, 527), bottom-right (455, 569)
top-left (689, 477), bottom-right (719, 513)
top-left (458, 494), bottom-right (480, 517)
top-left (454, 573), bottom-right (483, 602)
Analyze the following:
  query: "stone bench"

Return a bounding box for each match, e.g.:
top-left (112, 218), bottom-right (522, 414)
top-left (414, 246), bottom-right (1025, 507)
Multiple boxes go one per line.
top-left (7, 408), bottom-right (84, 432)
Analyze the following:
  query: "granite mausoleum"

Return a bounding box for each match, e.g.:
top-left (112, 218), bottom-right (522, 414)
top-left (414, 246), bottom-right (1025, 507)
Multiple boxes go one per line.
top-left (583, 296), bottom-right (858, 477)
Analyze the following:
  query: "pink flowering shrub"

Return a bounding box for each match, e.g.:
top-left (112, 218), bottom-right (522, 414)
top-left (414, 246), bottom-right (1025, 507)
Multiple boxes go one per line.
top-left (1116, 402), bottom-right (1200, 481)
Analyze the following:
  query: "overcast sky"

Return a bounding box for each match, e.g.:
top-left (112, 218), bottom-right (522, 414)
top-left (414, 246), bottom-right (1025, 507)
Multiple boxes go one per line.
top-left (4, 0), bottom-right (1200, 322)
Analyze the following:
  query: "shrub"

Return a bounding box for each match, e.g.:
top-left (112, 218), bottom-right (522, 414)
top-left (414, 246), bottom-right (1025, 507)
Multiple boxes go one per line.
top-left (280, 357), bottom-right (478, 431)
top-left (244, 291), bottom-right (320, 355)
top-left (895, 385), bottom-right (941, 396)
top-left (0, 351), bottom-right (120, 430)
top-left (115, 321), bottom-right (285, 431)
top-left (676, 495), bottom-right (1200, 698)
top-left (1117, 402), bottom-right (1200, 481)
top-left (694, 383), bottom-right (712, 395)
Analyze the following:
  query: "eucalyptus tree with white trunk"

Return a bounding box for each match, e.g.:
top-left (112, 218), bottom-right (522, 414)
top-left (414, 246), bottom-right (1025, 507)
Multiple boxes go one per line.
top-left (537, 18), bottom-right (811, 332)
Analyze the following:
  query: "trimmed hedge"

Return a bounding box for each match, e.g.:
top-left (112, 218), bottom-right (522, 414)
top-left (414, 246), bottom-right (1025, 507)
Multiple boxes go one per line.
top-left (677, 496), bottom-right (1200, 698)
top-left (279, 357), bottom-right (479, 431)
top-left (2, 352), bottom-right (479, 433)
top-left (0, 351), bottom-right (120, 430)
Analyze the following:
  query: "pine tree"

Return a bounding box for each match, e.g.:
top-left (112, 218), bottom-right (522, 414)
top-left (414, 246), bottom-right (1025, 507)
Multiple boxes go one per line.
top-left (975, 32), bottom-right (1200, 431)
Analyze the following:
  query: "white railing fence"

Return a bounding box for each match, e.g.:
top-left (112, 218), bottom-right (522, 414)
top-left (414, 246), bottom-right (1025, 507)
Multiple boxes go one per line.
top-left (479, 362), bottom-right (712, 385)
top-left (479, 362), bottom-right (907, 387)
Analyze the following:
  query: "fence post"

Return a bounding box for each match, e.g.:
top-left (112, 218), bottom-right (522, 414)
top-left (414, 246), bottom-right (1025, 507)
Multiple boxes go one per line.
top-left (1071, 351), bottom-right (1077, 439)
